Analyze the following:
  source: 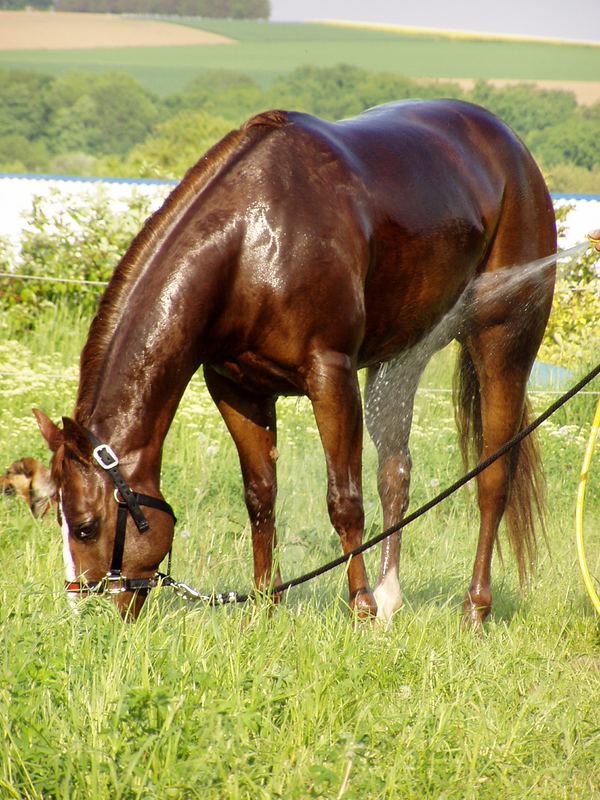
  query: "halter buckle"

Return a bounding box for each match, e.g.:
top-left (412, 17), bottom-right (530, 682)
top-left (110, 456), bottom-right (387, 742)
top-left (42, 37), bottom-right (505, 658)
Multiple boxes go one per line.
top-left (92, 443), bottom-right (119, 470)
top-left (104, 573), bottom-right (128, 594)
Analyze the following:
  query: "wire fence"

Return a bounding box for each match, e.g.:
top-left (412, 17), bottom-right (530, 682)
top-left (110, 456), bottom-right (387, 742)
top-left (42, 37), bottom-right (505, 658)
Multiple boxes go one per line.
top-left (1, 241), bottom-right (597, 398)
top-left (0, 372), bottom-right (595, 396)
top-left (0, 239), bottom-right (595, 290)
top-left (0, 272), bottom-right (108, 287)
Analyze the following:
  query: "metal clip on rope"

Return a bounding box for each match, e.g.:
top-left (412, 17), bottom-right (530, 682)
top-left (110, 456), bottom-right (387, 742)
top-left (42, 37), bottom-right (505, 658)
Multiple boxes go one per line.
top-left (170, 579), bottom-right (247, 605)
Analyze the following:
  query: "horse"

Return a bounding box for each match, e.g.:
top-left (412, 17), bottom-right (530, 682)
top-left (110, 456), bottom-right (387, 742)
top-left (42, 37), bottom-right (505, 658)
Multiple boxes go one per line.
top-left (1, 457), bottom-right (57, 518)
top-left (34, 99), bottom-right (556, 625)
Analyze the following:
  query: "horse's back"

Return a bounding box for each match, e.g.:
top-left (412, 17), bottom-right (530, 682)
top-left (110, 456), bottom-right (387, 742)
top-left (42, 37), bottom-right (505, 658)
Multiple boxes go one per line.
top-left (266, 101), bottom-right (553, 360)
top-left (287, 99), bottom-right (545, 205)
top-left (208, 101), bottom-right (555, 372)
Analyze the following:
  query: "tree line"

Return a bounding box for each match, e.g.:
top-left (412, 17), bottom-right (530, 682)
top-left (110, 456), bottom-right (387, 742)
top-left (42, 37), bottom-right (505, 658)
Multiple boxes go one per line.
top-left (0, 0), bottom-right (52, 7)
top-left (0, 0), bottom-right (270, 16)
top-left (0, 64), bottom-right (598, 192)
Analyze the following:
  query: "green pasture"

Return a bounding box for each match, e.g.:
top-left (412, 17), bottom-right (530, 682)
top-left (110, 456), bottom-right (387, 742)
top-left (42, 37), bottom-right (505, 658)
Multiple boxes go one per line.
top-left (1, 304), bottom-right (599, 798)
top-left (1, 20), bottom-right (599, 94)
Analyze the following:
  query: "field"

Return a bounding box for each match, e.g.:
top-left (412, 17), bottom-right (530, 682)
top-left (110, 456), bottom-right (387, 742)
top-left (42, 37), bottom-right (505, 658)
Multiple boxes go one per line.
top-left (1, 13), bottom-right (600, 95)
top-left (0, 10), bottom-right (234, 50)
top-left (1, 14), bottom-right (600, 796)
top-left (1, 302), bottom-right (599, 798)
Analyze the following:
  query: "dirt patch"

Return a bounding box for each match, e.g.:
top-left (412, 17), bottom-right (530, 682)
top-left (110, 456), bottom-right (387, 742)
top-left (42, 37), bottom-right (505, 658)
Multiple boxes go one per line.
top-left (0, 10), bottom-right (235, 50)
top-left (452, 78), bottom-right (600, 106)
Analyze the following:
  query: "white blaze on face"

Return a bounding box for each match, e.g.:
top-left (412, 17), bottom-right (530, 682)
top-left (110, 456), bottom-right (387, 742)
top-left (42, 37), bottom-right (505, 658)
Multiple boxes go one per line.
top-left (59, 491), bottom-right (76, 581)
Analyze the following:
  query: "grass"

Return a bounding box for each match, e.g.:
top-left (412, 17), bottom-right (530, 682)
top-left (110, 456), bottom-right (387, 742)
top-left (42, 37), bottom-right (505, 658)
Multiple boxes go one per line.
top-left (1, 20), bottom-right (600, 94)
top-left (1, 306), bottom-right (600, 798)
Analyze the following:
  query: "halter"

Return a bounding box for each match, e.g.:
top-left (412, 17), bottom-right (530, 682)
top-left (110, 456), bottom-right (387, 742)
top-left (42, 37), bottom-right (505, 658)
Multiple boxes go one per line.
top-left (64, 429), bottom-right (177, 596)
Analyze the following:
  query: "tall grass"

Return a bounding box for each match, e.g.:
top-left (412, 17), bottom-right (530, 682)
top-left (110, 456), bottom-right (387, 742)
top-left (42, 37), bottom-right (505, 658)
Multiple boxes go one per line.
top-left (1, 309), bottom-right (599, 798)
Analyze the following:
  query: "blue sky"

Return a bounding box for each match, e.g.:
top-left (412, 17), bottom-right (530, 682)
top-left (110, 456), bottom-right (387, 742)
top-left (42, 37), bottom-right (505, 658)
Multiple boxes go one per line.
top-left (270, 0), bottom-right (600, 43)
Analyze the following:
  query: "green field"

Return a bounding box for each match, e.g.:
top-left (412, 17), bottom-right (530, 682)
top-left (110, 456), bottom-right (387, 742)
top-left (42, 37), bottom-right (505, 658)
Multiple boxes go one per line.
top-left (1, 300), bottom-right (599, 797)
top-left (2, 21), bottom-right (600, 796)
top-left (1, 20), bottom-right (600, 94)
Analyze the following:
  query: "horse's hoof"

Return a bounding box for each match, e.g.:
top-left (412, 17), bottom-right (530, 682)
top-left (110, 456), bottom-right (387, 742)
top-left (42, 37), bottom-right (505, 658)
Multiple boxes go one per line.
top-left (350, 588), bottom-right (377, 621)
top-left (461, 602), bottom-right (490, 634)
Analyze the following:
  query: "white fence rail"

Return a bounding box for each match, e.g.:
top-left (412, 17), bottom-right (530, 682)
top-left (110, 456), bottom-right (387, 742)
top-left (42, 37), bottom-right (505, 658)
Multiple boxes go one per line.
top-left (0, 173), bottom-right (599, 250)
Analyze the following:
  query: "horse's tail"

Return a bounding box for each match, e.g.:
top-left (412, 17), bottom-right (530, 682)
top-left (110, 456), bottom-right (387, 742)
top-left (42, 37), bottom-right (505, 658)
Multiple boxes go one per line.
top-left (453, 344), bottom-right (546, 584)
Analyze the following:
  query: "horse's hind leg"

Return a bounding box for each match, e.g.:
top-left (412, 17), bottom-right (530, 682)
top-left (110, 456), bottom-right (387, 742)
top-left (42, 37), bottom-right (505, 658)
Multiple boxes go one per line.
top-left (459, 266), bottom-right (553, 629)
top-left (458, 330), bottom-right (533, 628)
top-left (455, 153), bottom-right (556, 629)
top-left (204, 366), bottom-right (282, 594)
top-left (364, 358), bottom-right (423, 625)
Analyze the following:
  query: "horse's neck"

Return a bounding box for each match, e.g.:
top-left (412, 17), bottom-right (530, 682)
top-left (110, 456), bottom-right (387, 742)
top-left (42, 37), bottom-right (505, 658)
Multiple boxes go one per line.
top-left (79, 267), bottom-right (219, 474)
top-left (84, 358), bottom-right (197, 480)
top-left (77, 150), bottom-right (245, 469)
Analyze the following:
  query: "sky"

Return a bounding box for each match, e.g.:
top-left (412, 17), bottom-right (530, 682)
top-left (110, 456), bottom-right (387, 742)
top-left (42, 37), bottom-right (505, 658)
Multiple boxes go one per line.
top-left (270, 0), bottom-right (600, 43)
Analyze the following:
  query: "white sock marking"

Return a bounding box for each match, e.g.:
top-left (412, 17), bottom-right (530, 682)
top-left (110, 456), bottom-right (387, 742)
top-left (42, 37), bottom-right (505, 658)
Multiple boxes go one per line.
top-left (374, 569), bottom-right (403, 627)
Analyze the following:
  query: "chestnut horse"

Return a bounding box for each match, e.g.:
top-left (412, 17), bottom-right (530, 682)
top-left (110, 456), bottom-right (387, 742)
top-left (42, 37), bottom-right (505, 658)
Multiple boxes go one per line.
top-left (35, 100), bottom-right (555, 625)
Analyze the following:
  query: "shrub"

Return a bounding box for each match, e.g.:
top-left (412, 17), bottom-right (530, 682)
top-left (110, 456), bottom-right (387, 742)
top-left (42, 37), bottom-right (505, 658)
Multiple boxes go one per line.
top-left (0, 188), bottom-right (160, 333)
top-left (2, 190), bottom-right (597, 368)
top-left (538, 205), bottom-right (600, 368)
top-left (106, 110), bottom-right (234, 180)
top-left (544, 162), bottom-right (600, 195)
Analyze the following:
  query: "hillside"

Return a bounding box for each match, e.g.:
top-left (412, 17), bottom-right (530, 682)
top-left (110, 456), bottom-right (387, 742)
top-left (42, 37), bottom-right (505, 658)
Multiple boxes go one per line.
top-left (1, 13), bottom-right (599, 95)
top-left (0, 10), bottom-right (235, 50)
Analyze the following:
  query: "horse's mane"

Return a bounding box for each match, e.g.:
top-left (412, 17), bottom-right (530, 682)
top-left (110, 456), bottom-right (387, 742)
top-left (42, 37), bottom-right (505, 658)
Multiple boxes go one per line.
top-left (75, 110), bottom-right (289, 423)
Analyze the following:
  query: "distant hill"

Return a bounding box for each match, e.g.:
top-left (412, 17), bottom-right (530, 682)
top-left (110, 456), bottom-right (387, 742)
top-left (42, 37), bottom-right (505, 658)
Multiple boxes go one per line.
top-left (1, 14), bottom-right (599, 95)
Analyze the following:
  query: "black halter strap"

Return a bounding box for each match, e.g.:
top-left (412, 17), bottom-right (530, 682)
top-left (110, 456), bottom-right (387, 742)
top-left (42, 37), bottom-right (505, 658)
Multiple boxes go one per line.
top-left (86, 430), bottom-right (151, 533)
top-left (65, 430), bottom-right (176, 595)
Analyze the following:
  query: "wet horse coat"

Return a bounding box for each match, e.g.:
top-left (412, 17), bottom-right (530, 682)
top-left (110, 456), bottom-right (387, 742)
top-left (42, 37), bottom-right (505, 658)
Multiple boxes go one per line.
top-left (36, 100), bottom-right (555, 623)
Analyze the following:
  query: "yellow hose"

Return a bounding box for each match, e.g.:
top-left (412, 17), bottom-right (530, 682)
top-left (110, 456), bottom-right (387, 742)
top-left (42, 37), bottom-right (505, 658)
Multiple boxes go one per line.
top-left (575, 394), bottom-right (600, 614)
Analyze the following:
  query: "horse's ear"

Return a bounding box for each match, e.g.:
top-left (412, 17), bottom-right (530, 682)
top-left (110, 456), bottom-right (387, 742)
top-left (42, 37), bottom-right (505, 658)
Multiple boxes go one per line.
top-left (32, 409), bottom-right (63, 453)
top-left (61, 417), bottom-right (93, 464)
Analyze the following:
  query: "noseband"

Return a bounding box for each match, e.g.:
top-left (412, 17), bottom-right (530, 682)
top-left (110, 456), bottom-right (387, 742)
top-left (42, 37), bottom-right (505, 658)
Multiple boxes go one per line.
top-left (65, 429), bottom-right (176, 596)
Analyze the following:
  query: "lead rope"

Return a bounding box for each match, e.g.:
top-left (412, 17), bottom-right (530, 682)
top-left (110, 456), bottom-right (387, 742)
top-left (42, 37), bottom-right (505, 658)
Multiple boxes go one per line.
top-left (169, 359), bottom-right (600, 605)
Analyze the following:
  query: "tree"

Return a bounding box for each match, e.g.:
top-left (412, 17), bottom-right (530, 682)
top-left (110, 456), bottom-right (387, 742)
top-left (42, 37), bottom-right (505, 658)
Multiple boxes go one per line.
top-left (0, 70), bottom-right (53, 141)
top-left (355, 72), bottom-right (464, 110)
top-left (470, 81), bottom-right (577, 137)
top-left (55, 0), bottom-right (271, 16)
top-left (528, 115), bottom-right (600, 171)
top-left (0, 0), bottom-right (52, 7)
top-left (268, 65), bottom-right (368, 120)
top-left (111, 110), bottom-right (234, 179)
top-left (0, 134), bottom-right (49, 172)
top-left (231, 0), bottom-right (269, 18)
top-left (44, 72), bottom-right (161, 156)
top-left (165, 71), bottom-right (265, 123)
top-left (545, 163), bottom-right (600, 194)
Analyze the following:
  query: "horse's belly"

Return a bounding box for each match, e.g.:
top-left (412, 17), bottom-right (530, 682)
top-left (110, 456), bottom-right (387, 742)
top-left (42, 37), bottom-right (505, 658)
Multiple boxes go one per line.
top-left (214, 352), bottom-right (306, 396)
top-left (359, 267), bottom-right (472, 367)
top-left (358, 307), bottom-right (460, 368)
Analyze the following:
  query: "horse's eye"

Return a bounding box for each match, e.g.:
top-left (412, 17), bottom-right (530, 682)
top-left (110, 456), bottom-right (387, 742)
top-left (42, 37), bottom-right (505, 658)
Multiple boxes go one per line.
top-left (73, 521), bottom-right (98, 542)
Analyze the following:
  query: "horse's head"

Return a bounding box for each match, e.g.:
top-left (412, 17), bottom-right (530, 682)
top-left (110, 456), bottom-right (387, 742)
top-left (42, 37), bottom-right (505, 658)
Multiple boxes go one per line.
top-left (33, 409), bottom-right (175, 619)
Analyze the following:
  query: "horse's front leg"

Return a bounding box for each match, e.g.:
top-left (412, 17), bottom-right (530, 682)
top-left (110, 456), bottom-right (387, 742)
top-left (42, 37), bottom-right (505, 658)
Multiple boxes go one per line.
top-left (204, 367), bottom-right (281, 595)
top-left (306, 352), bottom-right (377, 618)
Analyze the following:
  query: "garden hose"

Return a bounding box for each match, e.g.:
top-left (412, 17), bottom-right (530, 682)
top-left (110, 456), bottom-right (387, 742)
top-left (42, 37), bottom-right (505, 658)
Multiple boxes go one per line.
top-left (575, 394), bottom-right (600, 615)
top-left (587, 231), bottom-right (600, 248)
